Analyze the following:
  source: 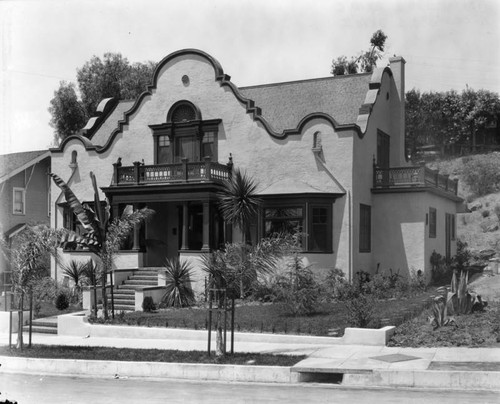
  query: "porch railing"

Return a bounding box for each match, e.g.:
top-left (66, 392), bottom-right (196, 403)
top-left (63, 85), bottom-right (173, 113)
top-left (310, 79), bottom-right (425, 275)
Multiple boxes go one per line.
top-left (373, 165), bottom-right (458, 195)
top-left (113, 157), bottom-right (231, 186)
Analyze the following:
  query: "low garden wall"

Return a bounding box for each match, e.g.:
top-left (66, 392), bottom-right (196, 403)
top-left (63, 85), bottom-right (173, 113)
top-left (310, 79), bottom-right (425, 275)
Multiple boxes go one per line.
top-left (57, 312), bottom-right (395, 346)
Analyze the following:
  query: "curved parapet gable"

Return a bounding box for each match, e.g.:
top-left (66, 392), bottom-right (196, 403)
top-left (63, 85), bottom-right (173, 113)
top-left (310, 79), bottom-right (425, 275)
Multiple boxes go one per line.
top-left (356, 67), bottom-right (393, 136)
top-left (53, 49), bottom-right (386, 154)
top-left (51, 134), bottom-right (97, 153)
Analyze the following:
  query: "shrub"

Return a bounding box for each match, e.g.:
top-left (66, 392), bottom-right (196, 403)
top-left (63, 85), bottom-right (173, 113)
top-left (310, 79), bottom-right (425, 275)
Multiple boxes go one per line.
top-left (32, 276), bottom-right (58, 302)
top-left (482, 210), bottom-right (490, 218)
top-left (462, 154), bottom-right (500, 196)
top-left (274, 254), bottom-right (318, 315)
top-left (322, 268), bottom-right (349, 302)
top-left (495, 204), bottom-right (500, 222)
top-left (142, 296), bottom-right (156, 312)
top-left (342, 289), bottom-right (375, 328)
top-left (161, 258), bottom-right (195, 308)
top-left (430, 251), bottom-right (452, 284)
top-left (408, 268), bottom-right (426, 294)
top-left (55, 291), bottom-right (70, 311)
top-left (451, 239), bottom-right (471, 273)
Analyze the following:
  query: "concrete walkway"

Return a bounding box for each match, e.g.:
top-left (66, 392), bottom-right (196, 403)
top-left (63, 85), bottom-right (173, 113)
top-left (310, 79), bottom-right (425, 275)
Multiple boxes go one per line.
top-left (1, 327), bottom-right (500, 391)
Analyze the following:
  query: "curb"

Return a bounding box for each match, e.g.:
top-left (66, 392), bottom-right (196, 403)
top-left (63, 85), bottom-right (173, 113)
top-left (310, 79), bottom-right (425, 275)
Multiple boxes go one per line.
top-left (0, 356), bottom-right (297, 384)
top-left (2, 356), bottom-right (500, 391)
top-left (342, 369), bottom-right (500, 391)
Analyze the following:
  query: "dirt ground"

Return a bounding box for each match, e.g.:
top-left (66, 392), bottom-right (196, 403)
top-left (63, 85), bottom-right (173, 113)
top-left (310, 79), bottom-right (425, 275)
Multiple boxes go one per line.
top-left (469, 272), bottom-right (500, 302)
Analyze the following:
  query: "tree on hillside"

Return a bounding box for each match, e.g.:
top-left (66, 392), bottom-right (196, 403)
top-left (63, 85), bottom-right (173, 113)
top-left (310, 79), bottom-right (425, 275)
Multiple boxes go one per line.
top-left (49, 53), bottom-right (156, 144)
top-left (50, 172), bottom-right (153, 319)
top-left (331, 30), bottom-right (388, 76)
top-left (405, 88), bottom-right (500, 158)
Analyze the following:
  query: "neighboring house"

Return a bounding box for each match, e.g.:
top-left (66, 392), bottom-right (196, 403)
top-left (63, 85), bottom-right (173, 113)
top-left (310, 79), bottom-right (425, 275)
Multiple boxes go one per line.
top-left (0, 150), bottom-right (51, 275)
top-left (49, 49), bottom-right (464, 290)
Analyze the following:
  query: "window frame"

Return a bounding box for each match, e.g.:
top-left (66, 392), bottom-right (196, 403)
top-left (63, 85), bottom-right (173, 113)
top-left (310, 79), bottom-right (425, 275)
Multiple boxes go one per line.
top-left (359, 204), bottom-right (371, 253)
top-left (260, 197), bottom-right (334, 253)
top-left (429, 207), bottom-right (437, 238)
top-left (13, 187), bottom-right (26, 215)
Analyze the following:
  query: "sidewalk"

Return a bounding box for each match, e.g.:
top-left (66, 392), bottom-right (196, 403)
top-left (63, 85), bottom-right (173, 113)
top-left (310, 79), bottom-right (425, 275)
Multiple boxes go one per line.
top-left (1, 327), bottom-right (500, 390)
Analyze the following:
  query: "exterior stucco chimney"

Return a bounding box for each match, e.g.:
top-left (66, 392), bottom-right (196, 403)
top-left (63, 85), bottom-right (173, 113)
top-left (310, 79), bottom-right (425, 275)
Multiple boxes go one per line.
top-left (389, 56), bottom-right (406, 162)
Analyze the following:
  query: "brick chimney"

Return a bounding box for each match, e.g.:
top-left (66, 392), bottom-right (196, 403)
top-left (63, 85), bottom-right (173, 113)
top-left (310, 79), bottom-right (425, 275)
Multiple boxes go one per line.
top-left (389, 56), bottom-right (406, 162)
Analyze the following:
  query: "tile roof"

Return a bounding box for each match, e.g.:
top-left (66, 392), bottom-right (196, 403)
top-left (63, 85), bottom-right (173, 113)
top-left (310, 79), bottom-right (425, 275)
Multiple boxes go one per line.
top-left (239, 73), bottom-right (372, 133)
top-left (89, 100), bottom-right (135, 146)
top-left (0, 150), bottom-right (49, 179)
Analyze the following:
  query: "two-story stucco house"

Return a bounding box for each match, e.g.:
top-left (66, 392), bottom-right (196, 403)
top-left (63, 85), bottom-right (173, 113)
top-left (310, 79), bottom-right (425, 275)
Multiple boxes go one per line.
top-left (49, 49), bottom-right (463, 295)
top-left (0, 150), bottom-right (51, 275)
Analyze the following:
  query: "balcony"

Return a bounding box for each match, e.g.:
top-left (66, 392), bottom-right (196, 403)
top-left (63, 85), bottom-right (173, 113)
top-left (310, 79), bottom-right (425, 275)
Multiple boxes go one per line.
top-left (373, 165), bottom-right (458, 196)
top-left (112, 157), bottom-right (231, 186)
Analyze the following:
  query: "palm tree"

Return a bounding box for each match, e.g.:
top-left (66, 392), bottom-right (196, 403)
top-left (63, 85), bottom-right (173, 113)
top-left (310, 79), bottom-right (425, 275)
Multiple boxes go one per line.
top-left (10, 224), bottom-right (61, 348)
top-left (51, 172), bottom-right (153, 319)
top-left (201, 233), bottom-right (298, 356)
top-left (218, 168), bottom-right (261, 297)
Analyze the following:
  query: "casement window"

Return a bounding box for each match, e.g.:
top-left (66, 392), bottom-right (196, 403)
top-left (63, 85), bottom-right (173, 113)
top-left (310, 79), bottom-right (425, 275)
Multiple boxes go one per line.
top-left (13, 187), bottom-right (25, 215)
top-left (264, 207), bottom-right (303, 237)
top-left (429, 207), bottom-right (437, 238)
top-left (359, 204), bottom-right (371, 252)
top-left (309, 205), bottom-right (331, 252)
top-left (262, 200), bottom-right (333, 253)
top-left (152, 102), bottom-right (220, 164)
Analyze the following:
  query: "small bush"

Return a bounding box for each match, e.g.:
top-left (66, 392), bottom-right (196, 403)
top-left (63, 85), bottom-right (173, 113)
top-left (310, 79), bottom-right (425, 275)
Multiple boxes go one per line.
top-left (482, 210), bottom-right (490, 218)
top-left (274, 254), bottom-right (319, 315)
top-left (142, 296), bottom-right (156, 312)
top-left (462, 154), bottom-right (500, 196)
top-left (430, 251), bottom-right (452, 284)
top-left (55, 291), bottom-right (70, 311)
top-left (494, 204), bottom-right (500, 222)
top-left (322, 268), bottom-right (349, 302)
top-left (342, 289), bottom-right (375, 328)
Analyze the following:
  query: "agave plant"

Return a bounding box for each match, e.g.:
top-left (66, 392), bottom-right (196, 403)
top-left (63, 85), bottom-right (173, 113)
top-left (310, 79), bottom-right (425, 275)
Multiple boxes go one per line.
top-left (428, 286), bottom-right (456, 330)
top-left (447, 270), bottom-right (486, 315)
top-left (161, 258), bottom-right (195, 308)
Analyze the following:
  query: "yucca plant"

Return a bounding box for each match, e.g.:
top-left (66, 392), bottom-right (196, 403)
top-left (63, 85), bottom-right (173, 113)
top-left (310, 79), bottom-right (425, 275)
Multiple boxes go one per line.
top-left (61, 260), bottom-right (88, 301)
top-left (218, 168), bottom-right (261, 298)
top-left (161, 258), bottom-right (195, 308)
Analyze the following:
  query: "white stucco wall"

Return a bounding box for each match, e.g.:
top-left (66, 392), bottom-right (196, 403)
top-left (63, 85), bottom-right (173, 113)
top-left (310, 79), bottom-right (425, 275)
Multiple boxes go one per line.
top-left (372, 190), bottom-right (459, 280)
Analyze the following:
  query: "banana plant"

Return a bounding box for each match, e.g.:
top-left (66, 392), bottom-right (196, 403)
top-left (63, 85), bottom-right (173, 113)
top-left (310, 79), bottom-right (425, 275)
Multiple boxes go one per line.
top-left (51, 172), bottom-right (153, 319)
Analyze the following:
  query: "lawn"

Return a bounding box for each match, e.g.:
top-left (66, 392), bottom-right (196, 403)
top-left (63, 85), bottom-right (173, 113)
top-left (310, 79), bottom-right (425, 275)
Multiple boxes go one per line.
top-left (0, 345), bottom-right (304, 366)
top-left (91, 290), bottom-right (437, 337)
top-left (388, 301), bottom-right (500, 347)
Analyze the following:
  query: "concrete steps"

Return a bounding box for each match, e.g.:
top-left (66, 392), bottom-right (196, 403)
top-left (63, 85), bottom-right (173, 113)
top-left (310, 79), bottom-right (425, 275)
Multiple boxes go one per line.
top-left (23, 317), bottom-right (58, 334)
top-left (107, 268), bottom-right (162, 312)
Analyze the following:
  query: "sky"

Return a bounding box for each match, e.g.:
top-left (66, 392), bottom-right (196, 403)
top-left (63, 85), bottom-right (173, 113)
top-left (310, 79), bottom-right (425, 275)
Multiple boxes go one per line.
top-left (1, 0), bottom-right (499, 155)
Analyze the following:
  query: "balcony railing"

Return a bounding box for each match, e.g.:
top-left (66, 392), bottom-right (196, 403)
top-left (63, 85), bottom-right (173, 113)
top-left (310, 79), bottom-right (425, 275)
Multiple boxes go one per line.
top-left (373, 165), bottom-right (458, 195)
top-left (113, 157), bottom-right (231, 186)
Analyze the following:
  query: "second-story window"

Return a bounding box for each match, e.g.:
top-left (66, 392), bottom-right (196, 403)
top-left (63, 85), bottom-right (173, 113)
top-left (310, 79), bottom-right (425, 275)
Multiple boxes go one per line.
top-left (151, 101), bottom-right (220, 164)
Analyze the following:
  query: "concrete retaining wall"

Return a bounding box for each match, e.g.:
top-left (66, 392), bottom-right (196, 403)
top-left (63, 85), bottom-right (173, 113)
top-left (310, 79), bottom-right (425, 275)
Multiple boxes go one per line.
top-left (58, 312), bottom-right (395, 346)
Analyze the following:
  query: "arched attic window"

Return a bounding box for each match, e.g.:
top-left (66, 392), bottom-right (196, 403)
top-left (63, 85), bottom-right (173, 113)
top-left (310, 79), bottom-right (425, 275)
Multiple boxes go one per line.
top-left (153, 101), bottom-right (220, 164)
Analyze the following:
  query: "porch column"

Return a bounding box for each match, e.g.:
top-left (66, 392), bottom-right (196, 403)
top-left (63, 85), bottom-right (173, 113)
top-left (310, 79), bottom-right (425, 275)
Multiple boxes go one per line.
top-left (181, 202), bottom-right (189, 250)
top-left (202, 201), bottom-right (210, 252)
top-left (132, 204), bottom-right (140, 251)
